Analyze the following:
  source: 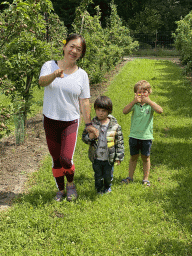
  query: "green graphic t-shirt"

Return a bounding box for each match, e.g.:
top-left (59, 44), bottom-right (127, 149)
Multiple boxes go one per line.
top-left (129, 103), bottom-right (154, 140)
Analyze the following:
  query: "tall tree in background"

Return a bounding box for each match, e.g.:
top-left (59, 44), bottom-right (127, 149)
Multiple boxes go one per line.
top-left (0, 0), bottom-right (67, 141)
top-left (3, 0), bottom-right (191, 33)
top-left (51, 0), bottom-right (81, 32)
top-left (141, 0), bottom-right (192, 32)
top-left (51, 0), bottom-right (192, 34)
top-left (72, 0), bottom-right (138, 83)
top-left (174, 10), bottom-right (192, 71)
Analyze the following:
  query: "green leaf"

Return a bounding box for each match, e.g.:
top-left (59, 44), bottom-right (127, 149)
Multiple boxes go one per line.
top-left (1, 1), bottom-right (10, 5)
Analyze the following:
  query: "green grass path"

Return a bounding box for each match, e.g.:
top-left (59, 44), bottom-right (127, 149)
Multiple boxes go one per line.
top-left (1, 59), bottom-right (192, 255)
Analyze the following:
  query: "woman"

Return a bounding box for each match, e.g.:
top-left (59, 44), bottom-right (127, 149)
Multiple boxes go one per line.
top-left (39, 34), bottom-right (98, 201)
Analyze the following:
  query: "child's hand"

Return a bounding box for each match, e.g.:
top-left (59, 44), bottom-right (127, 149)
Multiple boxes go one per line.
top-left (134, 93), bottom-right (142, 103)
top-left (87, 126), bottom-right (99, 138)
top-left (89, 131), bottom-right (97, 140)
top-left (114, 160), bottom-right (121, 166)
top-left (141, 95), bottom-right (150, 104)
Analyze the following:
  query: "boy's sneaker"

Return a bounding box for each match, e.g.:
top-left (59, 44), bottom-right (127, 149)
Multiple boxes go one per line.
top-left (121, 177), bottom-right (133, 184)
top-left (54, 191), bottom-right (65, 202)
top-left (142, 180), bottom-right (151, 186)
top-left (104, 187), bottom-right (112, 194)
top-left (66, 183), bottom-right (78, 201)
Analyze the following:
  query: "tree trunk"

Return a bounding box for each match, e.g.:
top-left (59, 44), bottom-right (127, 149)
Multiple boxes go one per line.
top-left (24, 74), bottom-right (33, 125)
top-left (14, 74), bottom-right (33, 145)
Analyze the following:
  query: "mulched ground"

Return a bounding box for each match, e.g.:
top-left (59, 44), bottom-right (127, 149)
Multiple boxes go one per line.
top-left (0, 57), bottom-right (183, 211)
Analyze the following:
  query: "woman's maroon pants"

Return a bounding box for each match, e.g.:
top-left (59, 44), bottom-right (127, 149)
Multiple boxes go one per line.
top-left (43, 115), bottom-right (79, 190)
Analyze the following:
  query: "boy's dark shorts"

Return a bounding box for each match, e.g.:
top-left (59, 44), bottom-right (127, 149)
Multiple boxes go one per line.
top-left (129, 137), bottom-right (152, 156)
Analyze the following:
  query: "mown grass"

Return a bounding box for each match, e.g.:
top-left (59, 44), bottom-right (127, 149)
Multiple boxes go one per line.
top-left (1, 59), bottom-right (192, 255)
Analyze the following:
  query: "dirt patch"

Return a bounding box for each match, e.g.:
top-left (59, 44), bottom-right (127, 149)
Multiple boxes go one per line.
top-left (0, 57), bottom-right (182, 211)
top-left (0, 114), bottom-right (49, 211)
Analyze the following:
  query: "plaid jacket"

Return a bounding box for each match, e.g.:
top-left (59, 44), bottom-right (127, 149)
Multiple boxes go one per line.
top-left (82, 115), bottom-right (124, 166)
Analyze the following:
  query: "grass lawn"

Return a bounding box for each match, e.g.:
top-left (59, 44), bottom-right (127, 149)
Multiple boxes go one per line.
top-left (1, 59), bottom-right (192, 255)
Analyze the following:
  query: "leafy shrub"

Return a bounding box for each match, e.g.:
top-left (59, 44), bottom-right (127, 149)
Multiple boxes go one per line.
top-left (0, 0), bottom-right (67, 140)
top-left (73, 0), bottom-right (138, 84)
top-left (138, 42), bottom-right (153, 49)
top-left (174, 11), bottom-right (192, 71)
top-left (105, 1), bottom-right (139, 57)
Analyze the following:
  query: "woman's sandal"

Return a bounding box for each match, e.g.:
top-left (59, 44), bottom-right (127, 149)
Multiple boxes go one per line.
top-left (142, 180), bottom-right (151, 186)
top-left (121, 177), bottom-right (133, 184)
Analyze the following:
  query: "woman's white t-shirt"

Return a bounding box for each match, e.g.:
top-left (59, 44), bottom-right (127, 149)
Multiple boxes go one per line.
top-left (39, 60), bottom-right (90, 121)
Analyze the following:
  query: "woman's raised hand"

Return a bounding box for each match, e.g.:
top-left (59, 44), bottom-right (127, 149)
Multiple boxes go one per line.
top-left (54, 69), bottom-right (64, 78)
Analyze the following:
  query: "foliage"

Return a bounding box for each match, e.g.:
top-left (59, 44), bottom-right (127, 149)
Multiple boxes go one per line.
top-left (73, 4), bottom-right (111, 83)
top-left (144, 0), bottom-right (192, 32)
top-left (1, 59), bottom-right (192, 255)
top-left (73, 0), bottom-right (138, 84)
top-left (106, 1), bottom-right (138, 56)
top-left (174, 10), bottom-right (192, 72)
top-left (51, 0), bottom-right (192, 54)
top-left (51, 0), bottom-right (192, 34)
top-left (51, 0), bottom-right (192, 51)
top-left (52, 0), bottom-right (81, 32)
top-left (0, 0), bottom-right (67, 139)
top-left (128, 7), bottom-right (163, 34)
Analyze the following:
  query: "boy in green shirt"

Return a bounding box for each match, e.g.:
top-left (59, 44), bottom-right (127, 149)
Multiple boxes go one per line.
top-left (122, 80), bottom-right (163, 186)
